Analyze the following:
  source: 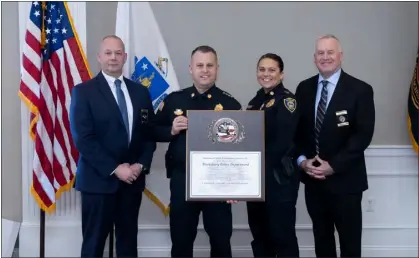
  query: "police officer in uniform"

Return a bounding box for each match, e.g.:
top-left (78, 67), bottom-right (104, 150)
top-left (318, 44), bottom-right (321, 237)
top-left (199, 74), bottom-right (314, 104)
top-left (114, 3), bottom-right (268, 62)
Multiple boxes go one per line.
top-left (246, 53), bottom-right (300, 257)
top-left (151, 45), bottom-right (241, 257)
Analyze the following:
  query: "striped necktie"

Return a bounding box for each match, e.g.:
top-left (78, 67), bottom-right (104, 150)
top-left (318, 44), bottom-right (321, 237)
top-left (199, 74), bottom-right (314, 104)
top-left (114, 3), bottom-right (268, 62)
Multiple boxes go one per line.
top-left (315, 80), bottom-right (328, 153)
top-left (115, 79), bottom-right (129, 142)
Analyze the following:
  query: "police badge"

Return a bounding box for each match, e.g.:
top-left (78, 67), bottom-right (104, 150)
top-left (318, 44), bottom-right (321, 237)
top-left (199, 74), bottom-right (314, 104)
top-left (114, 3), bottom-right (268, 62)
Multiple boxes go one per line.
top-left (207, 117), bottom-right (245, 144)
top-left (174, 109), bottom-right (183, 116)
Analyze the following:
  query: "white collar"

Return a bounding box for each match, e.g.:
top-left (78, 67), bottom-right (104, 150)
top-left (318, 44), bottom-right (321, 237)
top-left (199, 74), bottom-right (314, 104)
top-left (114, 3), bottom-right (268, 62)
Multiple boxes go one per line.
top-left (102, 71), bottom-right (124, 86)
top-left (318, 68), bottom-right (341, 85)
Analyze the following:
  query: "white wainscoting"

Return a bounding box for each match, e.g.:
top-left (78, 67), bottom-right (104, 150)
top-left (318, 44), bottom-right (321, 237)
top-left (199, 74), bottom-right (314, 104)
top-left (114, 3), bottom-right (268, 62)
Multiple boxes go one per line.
top-left (1, 219), bottom-right (21, 257)
top-left (18, 145), bottom-right (418, 257)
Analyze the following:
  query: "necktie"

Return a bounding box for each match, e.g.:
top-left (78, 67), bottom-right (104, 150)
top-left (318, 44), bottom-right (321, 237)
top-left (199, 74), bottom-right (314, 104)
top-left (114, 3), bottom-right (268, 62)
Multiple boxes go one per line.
top-left (115, 79), bottom-right (129, 142)
top-left (315, 80), bottom-right (328, 153)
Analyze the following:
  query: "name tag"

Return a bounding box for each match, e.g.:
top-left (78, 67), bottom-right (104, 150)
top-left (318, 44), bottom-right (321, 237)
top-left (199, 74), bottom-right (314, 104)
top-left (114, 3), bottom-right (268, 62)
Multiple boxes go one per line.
top-left (141, 109), bottom-right (148, 123)
top-left (338, 122), bottom-right (349, 127)
top-left (336, 110), bottom-right (347, 116)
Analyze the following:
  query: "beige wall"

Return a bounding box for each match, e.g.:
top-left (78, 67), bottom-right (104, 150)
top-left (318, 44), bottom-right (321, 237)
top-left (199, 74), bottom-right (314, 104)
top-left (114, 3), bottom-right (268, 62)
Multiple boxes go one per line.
top-left (2, 1), bottom-right (418, 222)
top-left (2, 1), bottom-right (23, 222)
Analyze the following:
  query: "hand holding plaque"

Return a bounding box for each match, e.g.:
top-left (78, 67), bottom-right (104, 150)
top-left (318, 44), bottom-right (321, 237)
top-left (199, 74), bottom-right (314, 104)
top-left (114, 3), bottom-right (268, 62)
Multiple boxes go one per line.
top-left (226, 200), bottom-right (239, 204)
top-left (171, 115), bottom-right (188, 135)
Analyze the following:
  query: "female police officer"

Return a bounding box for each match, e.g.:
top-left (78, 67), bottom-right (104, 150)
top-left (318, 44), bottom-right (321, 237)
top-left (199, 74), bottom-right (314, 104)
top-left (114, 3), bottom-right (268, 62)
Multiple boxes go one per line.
top-left (246, 53), bottom-right (300, 257)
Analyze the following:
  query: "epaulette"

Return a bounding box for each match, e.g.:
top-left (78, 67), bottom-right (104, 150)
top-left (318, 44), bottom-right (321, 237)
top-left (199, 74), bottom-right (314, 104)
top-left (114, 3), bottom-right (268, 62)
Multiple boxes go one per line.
top-left (167, 88), bottom-right (186, 98)
top-left (282, 88), bottom-right (295, 97)
top-left (172, 88), bottom-right (186, 94)
top-left (222, 91), bottom-right (234, 98)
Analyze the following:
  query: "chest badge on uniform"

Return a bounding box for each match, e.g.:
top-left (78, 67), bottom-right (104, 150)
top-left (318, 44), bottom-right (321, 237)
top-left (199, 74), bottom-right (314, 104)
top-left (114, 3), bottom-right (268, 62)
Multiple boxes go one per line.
top-left (214, 103), bottom-right (223, 111)
top-left (265, 99), bottom-right (275, 108)
top-left (283, 97), bottom-right (296, 113)
top-left (174, 109), bottom-right (183, 115)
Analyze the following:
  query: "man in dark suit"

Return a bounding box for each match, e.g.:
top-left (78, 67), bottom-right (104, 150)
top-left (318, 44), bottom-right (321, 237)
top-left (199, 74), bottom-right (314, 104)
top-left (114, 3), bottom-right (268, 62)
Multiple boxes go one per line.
top-left (295, 34), bottom-right (375, 257)
top-left (69, 35), bottom-right (156, 257)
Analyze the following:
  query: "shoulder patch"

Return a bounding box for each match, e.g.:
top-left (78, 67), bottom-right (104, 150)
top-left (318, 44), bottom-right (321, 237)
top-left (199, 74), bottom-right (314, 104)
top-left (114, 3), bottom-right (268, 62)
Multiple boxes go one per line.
top-left (158, 101), bottom-right (164, 111)
top-left (283, 97), bottom-right (297, 113)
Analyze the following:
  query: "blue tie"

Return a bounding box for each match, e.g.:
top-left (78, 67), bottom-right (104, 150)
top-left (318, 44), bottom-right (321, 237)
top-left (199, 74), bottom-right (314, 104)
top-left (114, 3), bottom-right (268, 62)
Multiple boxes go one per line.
top-left (315, 80), bottom-right (328, 153)
top-left (115, 79), bottom-right (129, 141)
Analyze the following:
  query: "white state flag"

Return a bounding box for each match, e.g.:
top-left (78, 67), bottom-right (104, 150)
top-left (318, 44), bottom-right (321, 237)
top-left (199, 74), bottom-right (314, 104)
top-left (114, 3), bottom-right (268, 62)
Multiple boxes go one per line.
top-left (116, 1), bottom-right (180, 216)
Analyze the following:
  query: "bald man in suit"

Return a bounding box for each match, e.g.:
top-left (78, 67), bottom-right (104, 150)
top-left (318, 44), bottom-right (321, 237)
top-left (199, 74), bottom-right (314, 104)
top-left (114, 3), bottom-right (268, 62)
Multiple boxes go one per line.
top-left (295, 34), bottom-right (375, 257)
top-left (70, 35), bottom-right (156, 257)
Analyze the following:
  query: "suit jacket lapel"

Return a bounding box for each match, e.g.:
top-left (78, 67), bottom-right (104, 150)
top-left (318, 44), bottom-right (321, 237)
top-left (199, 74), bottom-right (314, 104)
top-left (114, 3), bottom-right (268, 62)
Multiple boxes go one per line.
top-left (309, 75), bottom-right (319, 130)
top-left (96, 72), bottom-right (125, 127)
top-left (323, 71), bottom-right (347, 126)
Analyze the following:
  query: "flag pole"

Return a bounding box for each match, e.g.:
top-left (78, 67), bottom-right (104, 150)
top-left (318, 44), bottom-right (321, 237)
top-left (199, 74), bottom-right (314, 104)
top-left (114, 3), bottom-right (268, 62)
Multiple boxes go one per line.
top-left (39, 3), bottom-right (47, 256)
top-left (40, 209), bottom-right (45, 258)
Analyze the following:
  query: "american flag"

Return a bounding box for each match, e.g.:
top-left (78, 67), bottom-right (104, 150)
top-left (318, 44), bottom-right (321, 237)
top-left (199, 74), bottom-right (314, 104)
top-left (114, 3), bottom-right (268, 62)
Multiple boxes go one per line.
top-left (18, 1), bottom-right (91, 213)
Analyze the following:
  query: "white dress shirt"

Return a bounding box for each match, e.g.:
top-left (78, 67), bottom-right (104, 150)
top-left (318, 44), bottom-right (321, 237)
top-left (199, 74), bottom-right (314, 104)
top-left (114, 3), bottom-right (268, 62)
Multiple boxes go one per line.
top-left (101, 71), bottom-right (134, 142)
top-left (314, 69), bottom-right (341, 121)
top-left (297, 69), bottom-right (342, 166)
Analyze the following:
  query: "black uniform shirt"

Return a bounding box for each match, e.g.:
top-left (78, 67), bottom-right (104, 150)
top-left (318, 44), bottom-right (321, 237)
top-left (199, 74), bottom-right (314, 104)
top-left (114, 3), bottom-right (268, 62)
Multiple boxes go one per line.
top-left (246, 84), bottom-right (299, 169)
top-left (152, 85), bottom-right (242, 175)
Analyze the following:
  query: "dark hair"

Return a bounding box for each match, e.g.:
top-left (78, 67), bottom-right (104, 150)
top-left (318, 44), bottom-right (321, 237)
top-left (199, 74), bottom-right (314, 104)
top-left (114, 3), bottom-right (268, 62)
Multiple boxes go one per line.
top-left (191, 45), bottom-right (217, 57)
top-left (257, 53), bottom-right (284, 72)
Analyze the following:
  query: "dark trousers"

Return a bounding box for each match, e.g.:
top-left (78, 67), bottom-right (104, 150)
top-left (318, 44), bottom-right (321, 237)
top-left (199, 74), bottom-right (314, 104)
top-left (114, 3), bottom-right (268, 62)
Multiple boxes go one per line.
top-left (169, 171), bottom-right (233, 257)
top-left (304, 185), bottom-right (363, 257)
top-left (247, 169), bottom-right (300, 257)
top-left (80, 186), bottom-right (143, 258)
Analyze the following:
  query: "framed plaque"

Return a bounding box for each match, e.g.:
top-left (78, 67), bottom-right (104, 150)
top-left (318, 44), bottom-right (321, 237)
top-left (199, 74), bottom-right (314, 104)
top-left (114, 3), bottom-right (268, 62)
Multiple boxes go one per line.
top-left (186, 110), bottom-right (265, 201)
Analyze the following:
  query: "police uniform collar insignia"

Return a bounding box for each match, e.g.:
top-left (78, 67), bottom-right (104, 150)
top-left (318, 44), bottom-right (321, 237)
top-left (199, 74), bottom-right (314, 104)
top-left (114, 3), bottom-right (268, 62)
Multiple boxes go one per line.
top-left (191, 93), bottom-right (195, 98)
top-left (265, 99), bottom-right (275, 108)
top-left (207, 94), bottom-right (212, 99)
top-left (174, 109), bottom-right (183, 115)
top-left (284, 97), bottom-right (296, 113)
top-left (214, 103), bottom-right (223, 111)
top-left (269, 91), bottom-right (274, 96)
